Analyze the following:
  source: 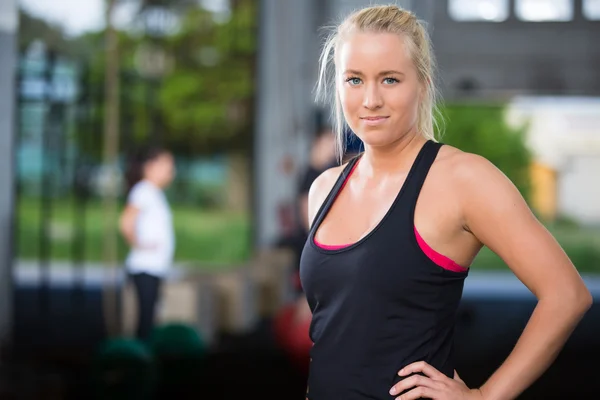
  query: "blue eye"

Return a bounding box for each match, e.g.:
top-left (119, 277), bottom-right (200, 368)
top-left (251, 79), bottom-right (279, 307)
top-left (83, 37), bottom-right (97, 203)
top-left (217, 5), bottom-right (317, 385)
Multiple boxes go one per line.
top-left (383, 77), bottom-right (399, 84)
top-left (346, 77), bottom-right (362, 85)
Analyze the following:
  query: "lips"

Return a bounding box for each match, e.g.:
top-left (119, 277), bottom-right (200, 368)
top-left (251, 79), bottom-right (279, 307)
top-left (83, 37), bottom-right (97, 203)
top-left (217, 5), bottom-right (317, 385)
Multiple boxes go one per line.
top-left (360, 116), bottom-right (389, 126)
top-left (361, 116), bottom-right (388, 121)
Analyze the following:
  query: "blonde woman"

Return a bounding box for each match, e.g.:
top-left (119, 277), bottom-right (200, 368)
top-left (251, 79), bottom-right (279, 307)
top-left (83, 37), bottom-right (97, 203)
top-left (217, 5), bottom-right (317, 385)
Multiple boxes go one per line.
top-left (298, 5), bottom-right (591, 400)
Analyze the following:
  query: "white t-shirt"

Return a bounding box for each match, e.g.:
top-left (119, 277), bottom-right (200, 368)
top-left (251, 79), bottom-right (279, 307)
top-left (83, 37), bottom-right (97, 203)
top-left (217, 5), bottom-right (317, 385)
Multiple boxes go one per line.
top-left (125, 180), bottom-right (175, 276)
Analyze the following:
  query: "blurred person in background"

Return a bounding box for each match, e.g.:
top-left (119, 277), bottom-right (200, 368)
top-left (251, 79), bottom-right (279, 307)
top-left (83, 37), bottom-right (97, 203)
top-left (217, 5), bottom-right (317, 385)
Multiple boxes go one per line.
top-left (293, 128), bottom-right (336, 306)
top-left (273, 127), bottom-right (336, 373)
top-left (300, 4), bottom-right (592, 400)
top-left (119, 146), bottom-right (176, 341)
top-left (297, 128), bottom-right (337, 259)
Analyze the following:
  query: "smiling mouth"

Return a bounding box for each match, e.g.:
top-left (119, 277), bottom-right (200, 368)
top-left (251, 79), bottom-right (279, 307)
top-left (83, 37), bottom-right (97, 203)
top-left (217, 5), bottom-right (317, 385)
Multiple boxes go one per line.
top-left (361, 116), bottom-right (388, 120)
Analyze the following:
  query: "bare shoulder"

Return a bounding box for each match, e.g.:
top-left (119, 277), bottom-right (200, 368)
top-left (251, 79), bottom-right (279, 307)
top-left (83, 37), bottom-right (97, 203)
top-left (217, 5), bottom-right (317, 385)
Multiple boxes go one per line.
top-left (434, 144), bottom-right (533, 230)
top-left (307, 164), bottom-right (346, 226)
top-left (434, 144), bottom-right (512, 191)
top-left (308, 163), bottom-right (346, 206)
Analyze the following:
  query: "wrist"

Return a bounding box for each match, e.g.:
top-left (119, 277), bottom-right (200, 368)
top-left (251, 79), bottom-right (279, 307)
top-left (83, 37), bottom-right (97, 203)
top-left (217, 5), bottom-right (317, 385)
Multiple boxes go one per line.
top-left (476, 386), bottom-right (496, 400)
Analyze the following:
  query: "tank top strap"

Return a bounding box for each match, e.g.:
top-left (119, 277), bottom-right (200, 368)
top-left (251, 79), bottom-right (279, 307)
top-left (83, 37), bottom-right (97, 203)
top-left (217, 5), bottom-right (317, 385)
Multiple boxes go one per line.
top-left (309, 155), bottom-right (361, 234)
top-left (400, 140), bottom-right (443, 219)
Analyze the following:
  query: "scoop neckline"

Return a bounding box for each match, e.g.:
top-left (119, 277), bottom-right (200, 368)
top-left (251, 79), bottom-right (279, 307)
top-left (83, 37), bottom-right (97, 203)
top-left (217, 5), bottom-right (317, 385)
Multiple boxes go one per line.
top-left (309, 141), bottom-right (431, 255)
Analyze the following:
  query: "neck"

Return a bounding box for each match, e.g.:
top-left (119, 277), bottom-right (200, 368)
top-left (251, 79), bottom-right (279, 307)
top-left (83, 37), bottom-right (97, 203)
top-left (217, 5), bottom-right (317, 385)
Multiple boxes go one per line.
top-left (360, 132), bottom-right (426, 176)
top-left (144, 177), bottom-right (162, 189)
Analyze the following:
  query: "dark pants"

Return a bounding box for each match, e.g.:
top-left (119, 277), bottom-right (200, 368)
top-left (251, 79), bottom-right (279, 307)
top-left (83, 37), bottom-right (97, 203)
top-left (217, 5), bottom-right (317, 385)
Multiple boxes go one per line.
top-left (130, 272), bottom-right (163, 341)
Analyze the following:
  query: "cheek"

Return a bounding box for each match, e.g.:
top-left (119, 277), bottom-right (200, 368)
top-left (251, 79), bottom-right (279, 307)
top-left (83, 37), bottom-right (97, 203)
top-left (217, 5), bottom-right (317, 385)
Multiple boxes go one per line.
top-left (339, 86), bottom-right (362, 116)
top-left (158, 165), bottom-right (169, 179)
top-left (389, 86), bottom-right (420, 115)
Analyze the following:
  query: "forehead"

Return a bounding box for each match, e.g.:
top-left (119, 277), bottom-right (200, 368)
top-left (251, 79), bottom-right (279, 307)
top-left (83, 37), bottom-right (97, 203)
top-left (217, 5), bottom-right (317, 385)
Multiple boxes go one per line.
top-left (337, 32), bottom-right (412, 72)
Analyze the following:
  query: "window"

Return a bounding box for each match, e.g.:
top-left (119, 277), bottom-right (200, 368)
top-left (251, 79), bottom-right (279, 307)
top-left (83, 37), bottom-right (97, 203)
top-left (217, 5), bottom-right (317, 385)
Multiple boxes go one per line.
top-left (515, 0), bottom-right (573, 21)
top-left (583, 0), bottom-right (600, 20)
top-left (448, 0), bottom-right (509, 22)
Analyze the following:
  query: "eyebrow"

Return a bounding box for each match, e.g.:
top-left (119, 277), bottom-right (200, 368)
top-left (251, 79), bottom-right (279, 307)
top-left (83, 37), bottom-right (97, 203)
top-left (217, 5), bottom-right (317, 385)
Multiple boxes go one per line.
top-left (343, 69), bottom-right (405, 77)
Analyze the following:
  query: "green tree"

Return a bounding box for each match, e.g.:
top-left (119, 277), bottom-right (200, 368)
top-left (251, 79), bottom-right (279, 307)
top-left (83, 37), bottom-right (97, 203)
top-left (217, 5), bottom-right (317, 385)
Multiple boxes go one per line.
top-left (157, 1), bottom-right (257, 155)
top-left (439, 103), bottom-right (532, 202)
top-left (76, 1), bottom-right (258, 157)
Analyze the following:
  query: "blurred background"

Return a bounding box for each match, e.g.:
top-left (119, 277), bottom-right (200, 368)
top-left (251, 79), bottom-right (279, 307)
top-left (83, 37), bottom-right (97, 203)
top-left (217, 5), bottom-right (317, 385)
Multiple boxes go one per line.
top-left (0, 0), bottom-right (599, 399)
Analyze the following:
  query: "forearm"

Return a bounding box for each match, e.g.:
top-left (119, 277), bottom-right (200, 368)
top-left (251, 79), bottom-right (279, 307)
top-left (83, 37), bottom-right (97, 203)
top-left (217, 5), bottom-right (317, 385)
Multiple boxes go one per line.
top-left (120, 224), bottom-right (138, 248)
top-left (479, 295), bottom-right (590, 400)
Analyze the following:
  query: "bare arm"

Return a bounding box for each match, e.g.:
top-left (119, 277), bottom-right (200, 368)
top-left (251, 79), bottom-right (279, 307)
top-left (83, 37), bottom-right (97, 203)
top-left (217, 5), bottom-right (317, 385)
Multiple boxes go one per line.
top-left (307, 165), bottom-right (344, 230)
top-left (119, 204), bottom-right (140, 248)
top-left (459, 155), bottom-right (592, 400)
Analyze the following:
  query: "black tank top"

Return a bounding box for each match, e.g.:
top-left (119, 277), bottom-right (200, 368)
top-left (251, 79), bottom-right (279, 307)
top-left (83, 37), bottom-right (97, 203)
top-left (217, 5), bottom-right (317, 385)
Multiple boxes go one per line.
top-left (299, 140), bottom-right (469, 399)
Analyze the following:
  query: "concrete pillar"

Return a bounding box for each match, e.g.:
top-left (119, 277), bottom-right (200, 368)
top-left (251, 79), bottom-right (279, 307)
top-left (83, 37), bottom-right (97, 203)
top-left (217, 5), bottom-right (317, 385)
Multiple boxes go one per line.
top-left (253, 0), bottom-right (320, 248)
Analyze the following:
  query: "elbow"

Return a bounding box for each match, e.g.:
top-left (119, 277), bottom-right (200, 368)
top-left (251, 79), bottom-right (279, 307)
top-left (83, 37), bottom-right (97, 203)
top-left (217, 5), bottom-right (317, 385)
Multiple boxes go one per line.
top-left (573, 277), bottom-right (593, 312)
top-left (119, 218), bottom-right (130, 239)
top-left (118, 218), bottom-right (126, 236)
top-left (575, 291), bottom-right (593, 324)
top-left (577, 287), bottom-right (593, 314)
top-left (563, 283), bottom-right (593, 318)
top-left (543, 281), bottom-right (593, 318)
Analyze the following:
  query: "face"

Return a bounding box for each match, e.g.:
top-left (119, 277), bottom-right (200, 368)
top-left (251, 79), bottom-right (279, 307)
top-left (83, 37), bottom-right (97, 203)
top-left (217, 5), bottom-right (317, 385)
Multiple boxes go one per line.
top-left (337, 32), bottom-right (422, 148)
top-left (145, 152), bottom-right (175, 188)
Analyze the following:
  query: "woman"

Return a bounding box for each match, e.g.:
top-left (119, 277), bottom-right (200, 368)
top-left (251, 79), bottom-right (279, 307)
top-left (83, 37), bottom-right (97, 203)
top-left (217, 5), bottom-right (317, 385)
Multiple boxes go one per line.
top-left (119, 146), bottom-right (176, 341)
top-left (299, 5), bottom-right (591, 400)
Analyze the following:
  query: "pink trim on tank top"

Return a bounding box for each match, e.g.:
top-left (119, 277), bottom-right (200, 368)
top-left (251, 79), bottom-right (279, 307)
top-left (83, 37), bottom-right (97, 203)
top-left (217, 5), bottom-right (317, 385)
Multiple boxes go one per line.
top-left (313, 156), bottom-right (469, 273)
top-left (313, 229), bottom-right (468, 273)
top-left (313, 238), bottom-right (351, 251)
top-left (413, 227), bottom-right (469, 273)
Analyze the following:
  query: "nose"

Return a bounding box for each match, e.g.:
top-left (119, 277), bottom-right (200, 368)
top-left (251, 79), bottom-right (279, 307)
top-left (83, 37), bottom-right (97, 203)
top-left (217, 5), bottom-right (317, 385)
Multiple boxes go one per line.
top-left (362, 82), bottom-right (383, 110)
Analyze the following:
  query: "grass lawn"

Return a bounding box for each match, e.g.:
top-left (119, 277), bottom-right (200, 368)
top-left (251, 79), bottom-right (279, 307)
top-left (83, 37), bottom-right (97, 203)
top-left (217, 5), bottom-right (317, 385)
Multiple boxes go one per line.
top-left (15, 197), bottom-right (600, 273)
top-left (16, 196), bottom-right (252, 270)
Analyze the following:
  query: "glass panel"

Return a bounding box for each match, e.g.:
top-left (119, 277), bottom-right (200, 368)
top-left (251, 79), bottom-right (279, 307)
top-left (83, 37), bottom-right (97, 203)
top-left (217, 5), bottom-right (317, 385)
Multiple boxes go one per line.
top-left (583, 0), bottom-right (600, 20)
top-left (516, 0), bottom-right (574, 21)
top-left (448, 0), bottom-right (509, 22)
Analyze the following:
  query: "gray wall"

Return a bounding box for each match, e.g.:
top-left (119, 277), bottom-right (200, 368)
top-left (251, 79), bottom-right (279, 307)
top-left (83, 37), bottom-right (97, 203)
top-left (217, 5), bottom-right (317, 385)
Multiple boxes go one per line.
top-left (0, 0), bottom-right (17, 350)
top-left (253, 0), bottom-right (323, 247)
top-left (430, 0), bottom-right (600, 99)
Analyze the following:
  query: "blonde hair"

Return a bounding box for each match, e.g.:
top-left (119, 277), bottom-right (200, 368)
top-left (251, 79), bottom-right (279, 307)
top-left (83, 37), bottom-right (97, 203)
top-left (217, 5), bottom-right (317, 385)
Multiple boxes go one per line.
top-left (315, 4), bottom-right (443, 162)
